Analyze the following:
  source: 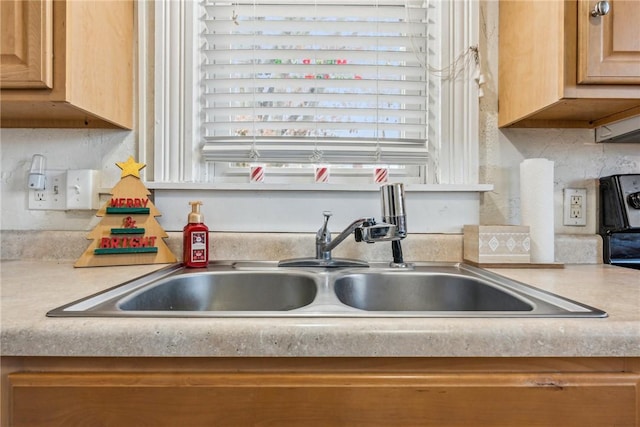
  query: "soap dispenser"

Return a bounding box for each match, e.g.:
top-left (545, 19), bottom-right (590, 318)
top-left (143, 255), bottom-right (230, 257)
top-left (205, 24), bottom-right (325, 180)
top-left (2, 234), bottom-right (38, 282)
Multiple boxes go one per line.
top-left (183, 201), bottom-right (209, 268)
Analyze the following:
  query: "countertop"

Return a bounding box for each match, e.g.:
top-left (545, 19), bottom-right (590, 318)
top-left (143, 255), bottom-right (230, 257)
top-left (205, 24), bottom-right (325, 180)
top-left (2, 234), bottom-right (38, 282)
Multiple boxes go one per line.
top-left (1, 260), bottom-right (639, 358)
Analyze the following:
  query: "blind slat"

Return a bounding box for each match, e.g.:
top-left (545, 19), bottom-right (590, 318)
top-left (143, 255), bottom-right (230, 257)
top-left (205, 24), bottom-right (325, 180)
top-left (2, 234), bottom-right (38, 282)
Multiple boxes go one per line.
top-left (204, 122), bottom-right (427, 135)
top-left (205, 109), bottom-right (427, 120)
top-left (204, 80), bottom-right (426, 90)
top-left (205, 3), bottom-right (427, 18)
top-left (205, 92), bottom-right (428, 104)
top-left (206, 48), bottom-right (427, 59)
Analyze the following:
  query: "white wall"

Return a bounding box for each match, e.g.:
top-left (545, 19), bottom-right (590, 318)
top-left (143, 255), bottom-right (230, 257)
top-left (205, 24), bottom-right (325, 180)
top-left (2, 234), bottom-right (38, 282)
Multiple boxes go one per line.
top-left (0, 129), bottom-right (137, 231)
top-left (1, 1), bottom-right (638, 233)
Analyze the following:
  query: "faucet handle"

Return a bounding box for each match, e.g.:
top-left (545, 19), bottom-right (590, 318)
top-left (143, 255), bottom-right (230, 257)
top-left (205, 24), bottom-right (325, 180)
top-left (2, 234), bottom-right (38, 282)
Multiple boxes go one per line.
top-left (317, 211), bottom-right (332, 242)
top-left (321, 210), bottom-right (332, 230)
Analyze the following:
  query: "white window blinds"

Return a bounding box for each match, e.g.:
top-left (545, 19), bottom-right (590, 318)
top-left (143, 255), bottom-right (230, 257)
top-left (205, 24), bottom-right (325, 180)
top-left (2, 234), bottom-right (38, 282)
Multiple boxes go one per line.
top-left (200, 0), bottom-right (433, 165)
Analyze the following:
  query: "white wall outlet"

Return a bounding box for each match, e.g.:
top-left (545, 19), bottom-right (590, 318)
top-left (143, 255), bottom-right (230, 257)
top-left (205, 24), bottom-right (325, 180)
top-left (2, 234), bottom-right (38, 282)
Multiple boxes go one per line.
top-left (66, 169), bottom-right (100, 210)
top-left (28, 170), bottom-right (67, 210)
top-left (563, 188), bottom-right (587, 226)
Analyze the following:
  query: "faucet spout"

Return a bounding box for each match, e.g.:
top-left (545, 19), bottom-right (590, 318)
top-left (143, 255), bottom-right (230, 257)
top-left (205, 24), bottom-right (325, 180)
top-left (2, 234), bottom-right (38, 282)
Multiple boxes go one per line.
top-left (317, 216), bottom-right (374, 260)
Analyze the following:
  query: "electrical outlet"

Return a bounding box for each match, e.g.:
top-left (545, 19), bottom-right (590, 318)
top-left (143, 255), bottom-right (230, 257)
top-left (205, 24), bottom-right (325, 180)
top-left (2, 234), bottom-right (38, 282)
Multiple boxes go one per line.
top-left (570, 207), bottom-right (581, 218)
top-left (28, 170), bottom-right (67, 210)
top-left (563, 188), bottom-right (587, 226)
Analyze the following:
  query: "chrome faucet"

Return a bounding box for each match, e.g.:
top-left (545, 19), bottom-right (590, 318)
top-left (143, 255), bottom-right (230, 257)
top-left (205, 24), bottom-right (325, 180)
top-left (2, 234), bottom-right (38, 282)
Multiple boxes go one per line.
top-left (315, 212), bottom-right (401, 261)
top-left (279, 183), bottom-right (408, 268)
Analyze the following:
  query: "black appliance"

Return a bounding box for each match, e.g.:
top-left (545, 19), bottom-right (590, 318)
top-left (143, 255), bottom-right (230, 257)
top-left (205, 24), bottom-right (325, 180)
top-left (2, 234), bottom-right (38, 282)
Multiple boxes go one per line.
top-left (599, 174), bottom-right (640, 270)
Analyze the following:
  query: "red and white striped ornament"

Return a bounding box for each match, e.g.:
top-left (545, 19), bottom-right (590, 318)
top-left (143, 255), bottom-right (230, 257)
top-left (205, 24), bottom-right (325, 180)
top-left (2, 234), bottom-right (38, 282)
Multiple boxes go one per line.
top-left (315, 166), bottom-right (330, 183)
top-left (250, 165), bottom-right (265, 183)
top-left (374, 167), bottom-right (388, 183)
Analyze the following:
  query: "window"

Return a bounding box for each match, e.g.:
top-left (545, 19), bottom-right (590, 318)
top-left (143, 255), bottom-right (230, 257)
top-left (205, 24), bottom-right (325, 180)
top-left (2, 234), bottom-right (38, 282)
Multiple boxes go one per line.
top-left (147, 0), bottom-right (480, 186)
top-left (203, 0), bottom-right (430, 184)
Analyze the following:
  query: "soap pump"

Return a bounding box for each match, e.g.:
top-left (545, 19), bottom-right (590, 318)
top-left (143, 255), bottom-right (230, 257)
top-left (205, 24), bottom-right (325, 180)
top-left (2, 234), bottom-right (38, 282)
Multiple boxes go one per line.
top-left (183, 201), bottom-right (209, 268)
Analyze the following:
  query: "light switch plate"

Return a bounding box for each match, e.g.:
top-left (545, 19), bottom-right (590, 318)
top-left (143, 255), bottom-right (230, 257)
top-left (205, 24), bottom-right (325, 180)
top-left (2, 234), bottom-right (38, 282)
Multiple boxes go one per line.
top-left (66, 169), bottom-right (100, 210)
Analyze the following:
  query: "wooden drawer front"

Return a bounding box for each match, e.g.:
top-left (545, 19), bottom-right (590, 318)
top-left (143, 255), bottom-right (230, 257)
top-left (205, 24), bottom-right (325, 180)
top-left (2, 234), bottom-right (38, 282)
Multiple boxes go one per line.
top-left (9, 371), bottom-right (640, 426)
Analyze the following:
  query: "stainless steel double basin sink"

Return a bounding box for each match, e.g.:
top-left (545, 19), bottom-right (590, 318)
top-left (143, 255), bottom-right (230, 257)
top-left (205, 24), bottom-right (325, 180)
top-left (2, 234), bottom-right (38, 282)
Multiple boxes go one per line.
top-left (48, 262), bottom-right (606, 318)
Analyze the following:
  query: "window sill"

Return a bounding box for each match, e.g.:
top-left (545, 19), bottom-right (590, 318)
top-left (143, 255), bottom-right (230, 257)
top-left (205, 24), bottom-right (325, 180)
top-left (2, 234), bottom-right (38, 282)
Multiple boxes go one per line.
top-left (145, 182), bottom-right (493, 193)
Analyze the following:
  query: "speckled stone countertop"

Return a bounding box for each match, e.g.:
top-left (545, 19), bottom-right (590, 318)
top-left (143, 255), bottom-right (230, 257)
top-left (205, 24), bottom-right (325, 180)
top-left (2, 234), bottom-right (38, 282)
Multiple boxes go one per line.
top-left (1, 260), bottom-right (639, 358)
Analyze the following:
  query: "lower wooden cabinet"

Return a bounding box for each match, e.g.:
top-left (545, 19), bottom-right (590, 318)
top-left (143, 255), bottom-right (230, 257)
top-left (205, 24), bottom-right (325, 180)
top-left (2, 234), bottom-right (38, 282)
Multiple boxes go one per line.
top-left (3, 357), bottom-right (640, 426)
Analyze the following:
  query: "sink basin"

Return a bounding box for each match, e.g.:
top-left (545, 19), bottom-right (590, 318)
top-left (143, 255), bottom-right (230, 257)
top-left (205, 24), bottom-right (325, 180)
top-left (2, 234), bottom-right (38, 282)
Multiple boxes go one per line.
top-left (334, 272), bottom-right (532, 312)
top-left (118, 272), bottom-right (317, 312)
top-left (47, 262), bottom-right (607, 318)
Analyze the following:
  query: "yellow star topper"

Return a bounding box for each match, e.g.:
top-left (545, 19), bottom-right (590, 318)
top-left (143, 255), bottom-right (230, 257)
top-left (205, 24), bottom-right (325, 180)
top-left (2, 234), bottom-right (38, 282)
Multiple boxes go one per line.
top-left (116, 156), bottom-right (146, 178)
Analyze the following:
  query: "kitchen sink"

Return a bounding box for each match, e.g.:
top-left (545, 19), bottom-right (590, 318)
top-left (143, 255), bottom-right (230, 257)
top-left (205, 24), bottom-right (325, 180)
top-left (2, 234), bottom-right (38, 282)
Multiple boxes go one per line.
top-left (47, 262), bottom-right (607, 318)
top-left (334, 272), bottom-right (533, 312)
top-left (118, 272), bottom-right (317, 312)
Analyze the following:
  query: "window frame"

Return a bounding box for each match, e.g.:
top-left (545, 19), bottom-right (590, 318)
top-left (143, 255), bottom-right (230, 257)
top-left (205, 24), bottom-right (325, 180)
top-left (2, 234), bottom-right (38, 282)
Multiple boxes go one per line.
top-left (143, 0), bottom-right (480, 186)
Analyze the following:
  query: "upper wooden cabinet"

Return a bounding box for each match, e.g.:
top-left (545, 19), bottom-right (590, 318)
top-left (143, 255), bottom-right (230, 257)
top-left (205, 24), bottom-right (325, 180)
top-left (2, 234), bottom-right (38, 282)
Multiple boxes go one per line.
top-left (578, 0), bottom-right (640, 84)
top-left (0, 0), bottom-right (133, 129)
top-left (499, 0), bottom-right (640, 128)
top-left (0, 0), bottom-right (53, 89)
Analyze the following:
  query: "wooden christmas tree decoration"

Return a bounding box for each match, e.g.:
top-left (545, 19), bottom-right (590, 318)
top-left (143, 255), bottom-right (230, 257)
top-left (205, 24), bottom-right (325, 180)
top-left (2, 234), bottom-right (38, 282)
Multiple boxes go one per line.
top-left (75, 157), bottom-right (177, 267)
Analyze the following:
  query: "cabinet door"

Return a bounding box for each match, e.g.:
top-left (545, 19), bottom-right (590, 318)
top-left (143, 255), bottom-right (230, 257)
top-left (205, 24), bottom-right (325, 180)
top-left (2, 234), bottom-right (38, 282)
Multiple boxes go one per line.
top-left (0, 0), bottom-right (52, 89)
top-left (578, 0), bottom-right (640, 84)
top-left (9, 371), bottom-right (640, 426)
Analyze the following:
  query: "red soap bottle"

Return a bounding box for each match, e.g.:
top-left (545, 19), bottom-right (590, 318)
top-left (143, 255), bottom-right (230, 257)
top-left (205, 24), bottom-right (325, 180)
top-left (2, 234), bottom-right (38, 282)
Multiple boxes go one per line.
top-left (183, 201), bottom-right (209, 268)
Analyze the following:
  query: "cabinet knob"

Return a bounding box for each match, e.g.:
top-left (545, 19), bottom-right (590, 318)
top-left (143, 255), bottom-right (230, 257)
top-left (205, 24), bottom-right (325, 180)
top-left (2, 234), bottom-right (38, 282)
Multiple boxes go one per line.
top-left (590, 1), bottom-right (610, 17)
